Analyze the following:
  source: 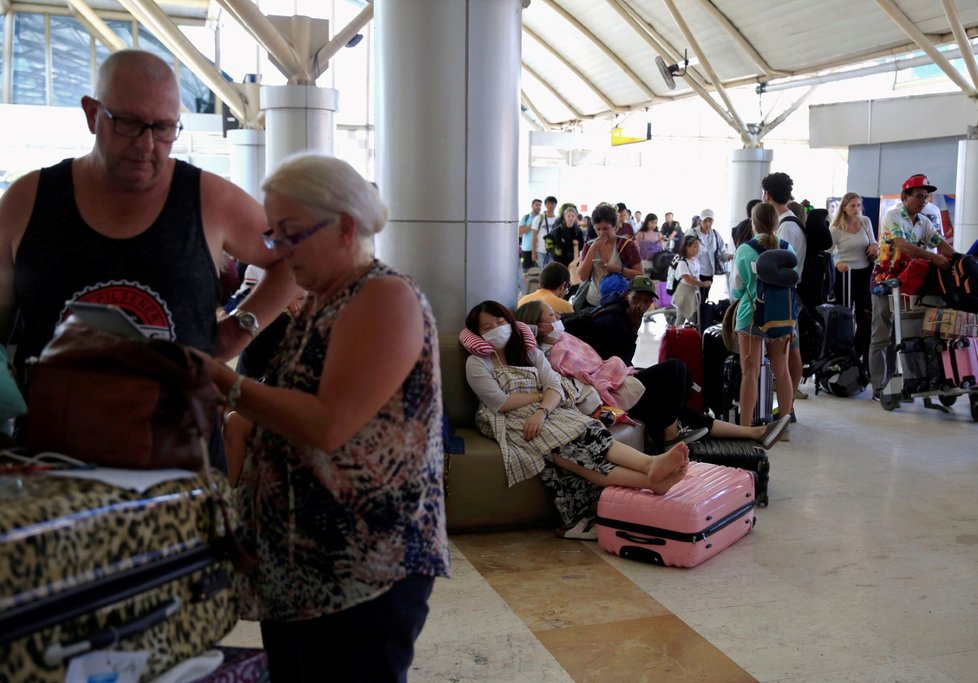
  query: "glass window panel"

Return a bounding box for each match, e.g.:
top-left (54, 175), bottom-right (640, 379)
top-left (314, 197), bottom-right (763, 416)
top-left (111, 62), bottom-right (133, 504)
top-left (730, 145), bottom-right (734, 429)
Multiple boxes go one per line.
top-left (95, 21), bottom-right (136, 76)
top-left (51, 16), bottom-right (93, 107)
top-left (136, 26), bottom-right (212, 112)
top-left (12, 13), bottom-right (47, 105)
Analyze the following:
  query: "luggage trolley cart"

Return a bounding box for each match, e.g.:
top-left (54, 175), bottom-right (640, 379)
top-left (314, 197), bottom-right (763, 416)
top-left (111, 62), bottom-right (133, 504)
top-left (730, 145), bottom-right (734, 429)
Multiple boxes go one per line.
top-left (879, 279), bottom-right (978, 420)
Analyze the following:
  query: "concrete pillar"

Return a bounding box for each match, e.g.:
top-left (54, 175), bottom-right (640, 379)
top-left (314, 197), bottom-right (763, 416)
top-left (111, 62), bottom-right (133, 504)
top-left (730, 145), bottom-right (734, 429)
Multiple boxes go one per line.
top-left (374, 0), bottom-right (522, 329)
top-left (227, 129), bottom-right (266, 201)
top-left (953, 135), bottom-right (978, 253)
top-left (260, 85), bottom-right (338, 175)
top-left (728, 147), bottom-right (774, 231)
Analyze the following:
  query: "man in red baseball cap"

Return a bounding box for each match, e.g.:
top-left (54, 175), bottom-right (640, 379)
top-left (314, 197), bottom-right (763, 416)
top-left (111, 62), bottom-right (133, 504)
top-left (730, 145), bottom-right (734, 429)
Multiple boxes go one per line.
top-left (868, 173), bottom-right (954, 400)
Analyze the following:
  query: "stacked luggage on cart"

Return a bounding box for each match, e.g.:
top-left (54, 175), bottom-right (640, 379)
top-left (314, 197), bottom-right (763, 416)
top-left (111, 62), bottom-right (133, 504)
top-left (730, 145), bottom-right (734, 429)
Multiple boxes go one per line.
top-left (879, 276), bottom-right (978, 420)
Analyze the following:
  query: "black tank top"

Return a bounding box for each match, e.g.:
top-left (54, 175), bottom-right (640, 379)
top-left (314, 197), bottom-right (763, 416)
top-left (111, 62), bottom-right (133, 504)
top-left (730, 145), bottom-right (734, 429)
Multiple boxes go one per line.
top-left (14, 158), bottom-right (221, 372)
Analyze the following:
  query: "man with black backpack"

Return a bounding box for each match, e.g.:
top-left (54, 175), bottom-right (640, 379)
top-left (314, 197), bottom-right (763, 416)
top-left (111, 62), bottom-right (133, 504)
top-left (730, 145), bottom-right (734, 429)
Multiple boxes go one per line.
top-left (763, 172), bottom-right (807, 404)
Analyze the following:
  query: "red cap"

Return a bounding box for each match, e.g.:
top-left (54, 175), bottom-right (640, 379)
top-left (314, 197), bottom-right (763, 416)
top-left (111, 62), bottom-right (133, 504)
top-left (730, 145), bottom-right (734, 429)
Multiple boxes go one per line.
top-left (902, 174), bottom-right (936, 193)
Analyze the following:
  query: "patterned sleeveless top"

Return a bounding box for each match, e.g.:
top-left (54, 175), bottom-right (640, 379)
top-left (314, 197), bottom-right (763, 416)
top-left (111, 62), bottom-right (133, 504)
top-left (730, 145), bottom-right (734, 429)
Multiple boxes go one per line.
top-left (235, 260), bottom-right (449, 621)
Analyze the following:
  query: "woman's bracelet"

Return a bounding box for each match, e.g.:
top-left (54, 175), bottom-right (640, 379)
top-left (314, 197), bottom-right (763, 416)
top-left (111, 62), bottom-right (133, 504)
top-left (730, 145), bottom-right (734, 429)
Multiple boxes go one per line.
top-left (227, 375), bottom-right (245, 410)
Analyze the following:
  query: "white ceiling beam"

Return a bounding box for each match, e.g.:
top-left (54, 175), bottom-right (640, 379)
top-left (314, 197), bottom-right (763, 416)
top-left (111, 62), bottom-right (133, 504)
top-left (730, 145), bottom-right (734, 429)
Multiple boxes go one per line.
top-left (874, 0), bottom-right (976, 97)
top-left (537, 0), bottom-right (658, 101)
top-left (522, 61), bottom-right (583, 120)
top-left (0, 0), bottom-right (11, 15)
top-left (940, 0), bottom-right (978, 94)
top-left (313, 2), bottom-right (373, 79)
top-left (693, 0), bottom-right (787, 78)
top-left (65, 0), bottom-right (127, 51)
top-left (214, 0), bottom-right (309, 83)
top-left (605, 0), bottom-right (735, 129)
top-left (523, 26), bottom-right (627, 113)
top-left (661, 0), bottom-right (751, 144)
top-left (757, 86), bottom-right (817, 141)
top-left (116, 0), bottom-right (254, 124)
top-left (521, 90), bottom-right (550, 131)
top-left (761, 42), bottom-right (978, 92)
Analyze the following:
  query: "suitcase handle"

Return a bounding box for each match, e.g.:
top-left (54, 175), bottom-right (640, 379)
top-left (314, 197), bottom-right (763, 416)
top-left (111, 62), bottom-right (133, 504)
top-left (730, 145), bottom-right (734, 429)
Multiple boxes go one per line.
top-left (615, 530), bottom-right (666, 546)
top-left (43, 596), bottom-right (181, 667)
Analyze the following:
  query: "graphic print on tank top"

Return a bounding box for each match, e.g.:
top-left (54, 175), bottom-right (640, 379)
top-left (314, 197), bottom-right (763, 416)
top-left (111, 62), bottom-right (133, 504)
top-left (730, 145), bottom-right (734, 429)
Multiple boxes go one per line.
top-left (61, 280), bottom-right (176, 340)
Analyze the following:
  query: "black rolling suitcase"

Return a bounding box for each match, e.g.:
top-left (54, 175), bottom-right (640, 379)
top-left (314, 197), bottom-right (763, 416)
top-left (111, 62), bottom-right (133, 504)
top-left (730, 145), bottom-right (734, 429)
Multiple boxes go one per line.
top-left (702, 324), bottom-right (731, 418)
top-left (722, 355), bottom-right (773, 426)
top-left (688, 439), bottom-right (771, 507)
top-left (899, 336), bottom-right (946, 394)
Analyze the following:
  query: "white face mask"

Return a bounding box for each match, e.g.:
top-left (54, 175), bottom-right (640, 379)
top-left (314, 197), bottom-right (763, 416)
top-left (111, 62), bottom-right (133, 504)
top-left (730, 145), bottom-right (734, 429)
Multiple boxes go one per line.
top-left (549, 319), bottom-right (565, 336)
top-left (483, 324), bottom-right (512, 350)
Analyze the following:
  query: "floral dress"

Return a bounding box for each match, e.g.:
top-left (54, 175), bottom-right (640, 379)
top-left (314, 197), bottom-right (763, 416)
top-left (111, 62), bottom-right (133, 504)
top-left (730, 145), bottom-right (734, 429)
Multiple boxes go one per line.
top-left (475, 363), bottom-right (614, 526)
top-left (235, 260), bottom-right (450, 622)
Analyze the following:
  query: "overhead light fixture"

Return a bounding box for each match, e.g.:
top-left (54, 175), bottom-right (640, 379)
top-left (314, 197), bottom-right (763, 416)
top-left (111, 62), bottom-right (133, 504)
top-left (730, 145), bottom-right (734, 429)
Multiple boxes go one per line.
top-left (655, 50), bottom-right (689, 90)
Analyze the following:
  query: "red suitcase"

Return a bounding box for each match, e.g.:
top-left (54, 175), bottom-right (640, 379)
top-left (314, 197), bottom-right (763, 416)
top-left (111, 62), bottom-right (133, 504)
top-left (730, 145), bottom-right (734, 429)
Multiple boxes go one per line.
top-left (941, 337), bottom-right (978, 389)
top-left (658, 325), bottom-right (704, 411)
top-left (596, 462), bottom-right (755, 567)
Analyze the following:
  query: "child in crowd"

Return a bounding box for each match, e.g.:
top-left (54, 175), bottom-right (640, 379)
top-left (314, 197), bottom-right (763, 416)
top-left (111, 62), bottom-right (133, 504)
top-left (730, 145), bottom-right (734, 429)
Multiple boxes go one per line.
top-left (672, 234), bottom-right (711, 326)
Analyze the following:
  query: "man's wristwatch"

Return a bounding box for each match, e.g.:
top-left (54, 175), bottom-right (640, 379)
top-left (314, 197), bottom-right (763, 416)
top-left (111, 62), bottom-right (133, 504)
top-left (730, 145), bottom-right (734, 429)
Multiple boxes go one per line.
top-left (229, 309), bottom-right (259, 338)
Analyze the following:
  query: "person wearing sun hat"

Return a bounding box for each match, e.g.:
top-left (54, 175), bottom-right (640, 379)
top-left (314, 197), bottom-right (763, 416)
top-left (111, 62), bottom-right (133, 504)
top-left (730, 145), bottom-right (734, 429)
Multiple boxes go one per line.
top-left (868, 173), bottom-right (955, 400)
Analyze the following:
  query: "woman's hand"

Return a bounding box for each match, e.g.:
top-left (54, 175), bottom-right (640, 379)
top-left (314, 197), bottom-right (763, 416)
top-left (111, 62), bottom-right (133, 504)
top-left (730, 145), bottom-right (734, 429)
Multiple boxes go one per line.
top-left (866, 244), bottom-right (880, 259)
top-left (523, 409), bottom-right (546, 440)
top-left (837, 261), bottom-right (849, 273)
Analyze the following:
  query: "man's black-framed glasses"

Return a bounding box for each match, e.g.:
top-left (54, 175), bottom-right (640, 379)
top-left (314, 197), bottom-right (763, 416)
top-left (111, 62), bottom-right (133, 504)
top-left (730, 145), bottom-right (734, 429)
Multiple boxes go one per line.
top-left (99, 103), bottom-right (183, 142)
top-left (263, 216), bottom-right (337, 252)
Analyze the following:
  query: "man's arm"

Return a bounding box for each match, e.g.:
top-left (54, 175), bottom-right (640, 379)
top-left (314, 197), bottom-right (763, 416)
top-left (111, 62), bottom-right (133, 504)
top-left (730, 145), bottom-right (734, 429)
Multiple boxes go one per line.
top-left (199, 172), bottom-right (302, 360)
top-left (891, 236), bottom-right (954, 268)
top-left (0, 172), bottom-right (40, 343)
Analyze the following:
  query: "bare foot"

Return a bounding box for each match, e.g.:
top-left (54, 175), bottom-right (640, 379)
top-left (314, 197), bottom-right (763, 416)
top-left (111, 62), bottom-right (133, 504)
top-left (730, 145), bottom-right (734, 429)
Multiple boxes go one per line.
top-left (650, 461), bottom-right (689, 495)
top-left (646, 443), bottom-right (688, 486)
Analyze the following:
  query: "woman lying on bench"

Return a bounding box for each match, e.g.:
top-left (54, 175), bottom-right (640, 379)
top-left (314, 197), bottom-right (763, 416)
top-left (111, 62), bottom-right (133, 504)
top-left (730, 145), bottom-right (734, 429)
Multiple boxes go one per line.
top-left (461, 300), bottom-right (689, 531)
top-left (513, 300), bottom-right (790, 452)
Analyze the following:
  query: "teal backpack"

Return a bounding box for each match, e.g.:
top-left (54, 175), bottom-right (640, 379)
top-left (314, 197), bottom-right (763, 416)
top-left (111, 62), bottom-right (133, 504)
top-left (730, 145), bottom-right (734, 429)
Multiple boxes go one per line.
top-left (747, 238), bottom-right (798, 339)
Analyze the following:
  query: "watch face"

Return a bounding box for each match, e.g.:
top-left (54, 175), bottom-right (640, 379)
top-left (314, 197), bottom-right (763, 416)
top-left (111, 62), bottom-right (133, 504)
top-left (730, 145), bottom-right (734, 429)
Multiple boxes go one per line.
top-left (236, 311), bottom-right (258, 331)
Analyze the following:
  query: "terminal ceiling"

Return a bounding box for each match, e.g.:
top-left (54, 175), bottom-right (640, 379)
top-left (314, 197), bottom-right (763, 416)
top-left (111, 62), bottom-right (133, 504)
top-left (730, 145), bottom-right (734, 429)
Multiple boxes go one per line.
top-left (5, 0), bottom-right (978, 136)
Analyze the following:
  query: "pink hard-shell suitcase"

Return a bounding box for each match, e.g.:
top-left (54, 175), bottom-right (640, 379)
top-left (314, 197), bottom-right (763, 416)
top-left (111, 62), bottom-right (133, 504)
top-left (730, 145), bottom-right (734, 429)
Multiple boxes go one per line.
top-left (658, 325), bottom-right (704, 411)
top-left (596, 462), bottom-right (755, 567)
top-left (941, 337), bottom-right (978, 389)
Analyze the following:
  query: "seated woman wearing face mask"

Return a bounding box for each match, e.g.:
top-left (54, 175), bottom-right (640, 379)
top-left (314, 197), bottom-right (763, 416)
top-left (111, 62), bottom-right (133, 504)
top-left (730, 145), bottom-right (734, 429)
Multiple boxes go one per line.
top-left (514, 300), bottom-right (791, 452)
top-left (461, 300), bottom-right (690, 530)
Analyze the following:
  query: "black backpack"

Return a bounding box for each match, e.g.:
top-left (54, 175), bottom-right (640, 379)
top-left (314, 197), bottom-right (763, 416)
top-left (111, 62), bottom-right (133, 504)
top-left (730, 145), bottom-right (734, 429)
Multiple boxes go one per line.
top-left (814, 354), bottom-right (869, 397)
top-left (936, 253), bottom-right (978, 313)
top-left (650, 250), bottom-right (674, 282)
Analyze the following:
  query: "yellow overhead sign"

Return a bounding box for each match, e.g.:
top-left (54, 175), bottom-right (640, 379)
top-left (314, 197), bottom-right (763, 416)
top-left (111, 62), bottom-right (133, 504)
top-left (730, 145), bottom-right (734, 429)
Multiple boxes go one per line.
top-left (611, 123), bottom-right (651, 146)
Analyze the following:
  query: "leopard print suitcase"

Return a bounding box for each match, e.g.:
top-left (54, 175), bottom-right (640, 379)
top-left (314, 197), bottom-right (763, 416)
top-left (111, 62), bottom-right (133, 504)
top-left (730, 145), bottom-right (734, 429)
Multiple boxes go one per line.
top-left (0, 470), bottom-right (240, 682)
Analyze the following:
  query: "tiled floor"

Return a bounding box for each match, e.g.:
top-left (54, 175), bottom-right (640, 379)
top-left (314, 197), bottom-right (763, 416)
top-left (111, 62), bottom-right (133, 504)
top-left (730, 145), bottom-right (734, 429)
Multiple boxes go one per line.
top-left (224, 320), bottom-right (978, 682)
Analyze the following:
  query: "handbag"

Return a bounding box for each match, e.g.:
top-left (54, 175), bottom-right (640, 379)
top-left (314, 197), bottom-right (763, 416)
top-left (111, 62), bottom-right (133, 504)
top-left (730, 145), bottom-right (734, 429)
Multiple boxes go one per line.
top-left (608, 375), bottom-right (645, 411)
top-left (721, 298), bottom-right (741, 354)
top-left (25, 316), bottom-right (223, 469)
top-left (571, 280), bottom-right (592, 311)
top-left (713, 238), bottom-right (729, 275)
top-left (897, 258), bottom-right (933, 295)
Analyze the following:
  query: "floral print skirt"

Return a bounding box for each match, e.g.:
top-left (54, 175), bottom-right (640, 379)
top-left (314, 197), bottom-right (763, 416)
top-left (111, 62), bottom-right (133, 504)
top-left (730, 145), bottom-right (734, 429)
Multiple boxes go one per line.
top-left (540, 421), bottom-right (615, 525)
